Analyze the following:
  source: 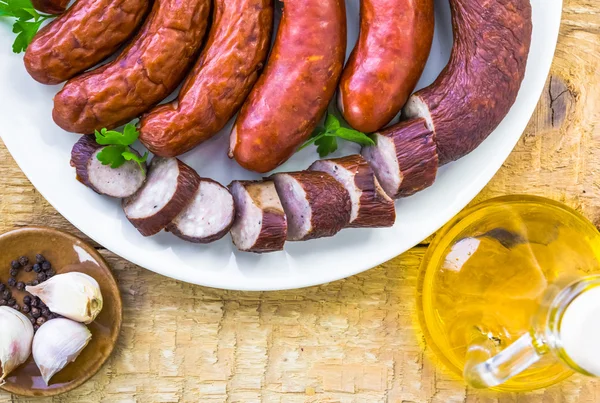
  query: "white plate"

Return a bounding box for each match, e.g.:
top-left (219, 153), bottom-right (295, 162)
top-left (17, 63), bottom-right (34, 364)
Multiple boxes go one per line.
top-left (0, 0), bottom-right (562, 290)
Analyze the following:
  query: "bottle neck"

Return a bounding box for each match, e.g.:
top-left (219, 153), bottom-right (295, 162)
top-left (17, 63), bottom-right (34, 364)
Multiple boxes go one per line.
top-left (464, 275), bottom-right (600, 388)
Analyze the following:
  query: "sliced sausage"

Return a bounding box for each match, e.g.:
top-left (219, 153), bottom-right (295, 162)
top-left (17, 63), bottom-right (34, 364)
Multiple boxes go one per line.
top-left (338, 0), bottom-right (434, 133)
top-left (229, 180), bottom-right (287, 253)
top-left (139, 0), bottom-right (274, 157)
top-left (25, 0), bottom-right (150, 85)
top-left (31, 0), bottom-right (69, 15)
top-left (70, 135), bottom-right (146, 198)
top-left (361, 118), bottom-right (437, 198)
top-left (309, 155), bottom-right (396, 228)
top-left (403, 0), bottom-right (533, 165)
top-left (229, 0), bottom-right (347, 173)
top-left (123, 157), bottom-right (200, 236)
top-left (53, 0), bottom-right (211, 134)
top-left (166, 178), bottom-right (235, 243)
top-left (272, 171), bottom-right (351, 241)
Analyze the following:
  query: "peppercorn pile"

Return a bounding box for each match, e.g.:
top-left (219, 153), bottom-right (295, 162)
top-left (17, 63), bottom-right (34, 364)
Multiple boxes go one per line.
top-left (0, 254), bottom-right (60, 332)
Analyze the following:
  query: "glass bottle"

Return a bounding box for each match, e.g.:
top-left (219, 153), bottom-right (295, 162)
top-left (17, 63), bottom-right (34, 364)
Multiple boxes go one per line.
top-left (418, 195), bottom-right (600, 391)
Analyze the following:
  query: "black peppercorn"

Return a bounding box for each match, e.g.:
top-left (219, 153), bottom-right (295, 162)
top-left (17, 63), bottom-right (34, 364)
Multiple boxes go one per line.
top-left (23, 295), bottom-right (31, 305)
top-left (18, 256), bottom-right (29, 266)
top-left (9, 268), bottom-right (18, 277)
top-left (36, 317), bottom-right (46, 326)
top-left (7, 298), bottom-right (16, 306)
top-left (32, 263), bottom-right (42, 273)
top-left (21, 304), bottom-right (30, 313)
top-left (31, 280), bottom-right (39, 286)
top-left (0, 299), bottom-right (6, 306)
top-left (37, 272), bottom-right (47, 282)
top-left (41, 307), bottom-right (51, 317)
top-left (42, 261), bottom-right (51, 271)
top-left (30, 297), bottom-right (38, 307)
top-left (46, 269), bottom-right (56, 278)
top-left (31, 307), bottom-right (41, 318)
top-left (12, 303), bottom-right (20, 310)
top-left (16, 282), bottom-right (25, 291)
top-left (0, 283), bottom-right (5, 292)
top-left (33, 324), bottom-right (39, 332)
top-left (10, 260), bottom-right (20, 270)
top-left (7, 277), bottom-right (16, 287)
top-left (35, 254), bottom-right (45, 264)
top-left (2, 289), bottom-right (10, 299)
top-left (29, 316), bottom-right (35, 325)
top-left (24, 265), bottom-right (33, 273)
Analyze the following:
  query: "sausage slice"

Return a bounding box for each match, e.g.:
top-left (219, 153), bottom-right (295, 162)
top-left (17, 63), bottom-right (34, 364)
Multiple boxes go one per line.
top-left (70, 136), bottom-right (146, 198)
top-left (272, 171), bottom-right (351, 241)
top-left (229, 180), bottom-right (287, 253)
top-left (166, 179), bottom-right (235, 244)
top-left (403, 0), bottom-right (532, 165)
top-left (25, 0), bottom-right (150, 85)
top-left (361, 118), bottom-right (438, 198)
top-left (123, 157), bottom-right (200, 236)
top-left (53, 0), bottom-right (211, 134)
top-left (229, 0), bottom-right (347, 173)
top-left (139, 0), bottom-right (273, 157)
top-left (309, 155), bottom-right (396, 228)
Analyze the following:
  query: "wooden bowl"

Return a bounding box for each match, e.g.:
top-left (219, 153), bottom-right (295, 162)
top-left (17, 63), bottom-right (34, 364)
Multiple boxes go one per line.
top-left (0, 227), bottom-right (122, 397)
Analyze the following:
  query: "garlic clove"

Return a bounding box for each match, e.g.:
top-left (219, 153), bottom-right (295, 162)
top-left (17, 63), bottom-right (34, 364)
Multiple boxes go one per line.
top-left (0, 306), bottom-right (34, 385)
top-left (32, 318), bottom-right (92, 385)
top-left (26, 272), bottom-right (103, 324)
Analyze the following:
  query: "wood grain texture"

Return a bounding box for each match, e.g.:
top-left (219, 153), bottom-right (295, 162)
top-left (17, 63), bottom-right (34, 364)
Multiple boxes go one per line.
top-left (1, 0), bottom-right (600, 401)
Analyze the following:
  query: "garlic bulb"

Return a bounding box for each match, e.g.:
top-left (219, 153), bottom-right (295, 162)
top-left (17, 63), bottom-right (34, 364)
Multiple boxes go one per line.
top-left (26, 272), bottom-right (103, 324)
top-left (0, 306), bottom-right (34, 385)
top-left (33, 318), bottom-right (92, 385)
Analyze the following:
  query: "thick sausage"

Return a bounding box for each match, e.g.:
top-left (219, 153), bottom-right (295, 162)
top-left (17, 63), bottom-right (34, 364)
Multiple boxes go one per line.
top-left (139, 0), bottom-right (274, 157)
top-left (25, 0), bottom-right (150, 85)
top-left (272, 171), bottom-right (351, 241)
top-left (167, 178), bottom-right (235, 243)
top-left (309, 155), bottom-right (396, 227)
top-left (123, 157), bottom-right (201, 236)
top-left (31, 0), bottom-right (69, 14)
top-left (338, 0), bottom-right (434, 133)
top-left (229, 180), bottom-right (288, 253)
top-left (70, 135), bottom-right (147, 198)
top-left (229, 0), bottom-right (347, 173)
top-left (403, 0), bottom-right (533, 165)
top-left (361, 118), bottom-right (438, 198)
top-left (53, 0), bottom-right (211, 134)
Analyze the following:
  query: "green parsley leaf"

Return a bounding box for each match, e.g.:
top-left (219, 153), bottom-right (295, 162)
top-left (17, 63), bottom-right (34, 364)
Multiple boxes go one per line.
top-left (95, 123), bottom-right (140, 146)
top-left (1, 0), bottom-right (53, 53)
top-left (97, 145), bottom-right (128, 169)
top-left (298, 112), bottom-right (374, 157)
top-left (122, 150), bottom-right (148, 173)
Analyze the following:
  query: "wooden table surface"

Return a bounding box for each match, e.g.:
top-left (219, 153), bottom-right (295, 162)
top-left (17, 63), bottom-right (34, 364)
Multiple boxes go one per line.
top-left (2, 1), bottom-right (600, 402)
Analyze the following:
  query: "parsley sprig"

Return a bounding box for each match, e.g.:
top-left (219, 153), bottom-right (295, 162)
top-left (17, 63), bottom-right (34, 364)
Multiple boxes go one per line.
top-left (0, 0), bottom-right (54, 53)
top-left (95, 124), bottom-right (148, 172)
top-left (299, 113), bottom-right (375, 157)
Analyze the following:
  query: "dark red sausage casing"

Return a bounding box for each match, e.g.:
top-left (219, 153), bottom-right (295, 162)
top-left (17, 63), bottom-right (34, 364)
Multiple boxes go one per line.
top-left (338, 0), bottom-right (434, 133)
top-left (229, 0), bottom-right (347, 173)
top-left (31, 0), bottom-right (69, 15)
top-left (52, 0), bottom-right (211, 134)
top-left (139, 0), bottom-right (274, 157)
top-left (25, 0), bottom-right (150, 85)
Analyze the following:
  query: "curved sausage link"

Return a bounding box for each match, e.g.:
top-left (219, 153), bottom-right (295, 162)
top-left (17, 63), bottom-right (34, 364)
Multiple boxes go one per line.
top-left (31, 0), bottom-right (69, 15)
top-left (25, 0), bottom-right (150, 85)
top-left (338, 0), bottom-right (434, 133)
top-left (52, 0), bottom-right (211, 134)
top-left (139, 0), bottom-right (274, 157)
top-left (229, 0), bottom-right (347, 173)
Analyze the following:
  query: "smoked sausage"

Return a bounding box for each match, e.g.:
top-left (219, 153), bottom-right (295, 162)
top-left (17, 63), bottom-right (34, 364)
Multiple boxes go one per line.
top-left (52, 0), bottom-right (211, 134)
top-left (338, 0), bottom-right (434, 133)
top-left (139, 0), bottom-right (273, 157)
top-left (25, 0), bottom-right (150, 85)
top-left (229, 0), bottom-right (347, 173)
top-left (31, 0), bottom-right (69, 15)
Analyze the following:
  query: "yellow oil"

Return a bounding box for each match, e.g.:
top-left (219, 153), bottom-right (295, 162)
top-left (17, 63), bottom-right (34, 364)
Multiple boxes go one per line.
top-left (418, 196), bottom-right (600, 391)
